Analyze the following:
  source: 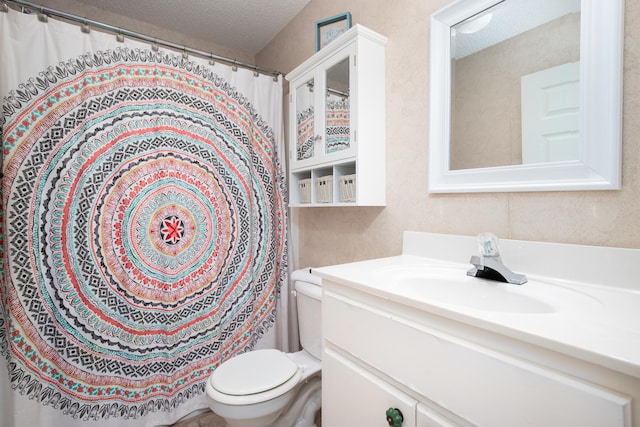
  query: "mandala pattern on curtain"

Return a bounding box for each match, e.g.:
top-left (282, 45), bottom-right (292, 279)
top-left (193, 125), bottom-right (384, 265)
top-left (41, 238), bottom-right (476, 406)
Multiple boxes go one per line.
top-left (0, 48), bottom-right (287, 420)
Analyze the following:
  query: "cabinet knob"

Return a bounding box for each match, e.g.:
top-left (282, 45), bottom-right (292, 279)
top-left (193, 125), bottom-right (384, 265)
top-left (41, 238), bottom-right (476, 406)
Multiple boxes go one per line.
top-left (386, 407), bottom-right (404, 427)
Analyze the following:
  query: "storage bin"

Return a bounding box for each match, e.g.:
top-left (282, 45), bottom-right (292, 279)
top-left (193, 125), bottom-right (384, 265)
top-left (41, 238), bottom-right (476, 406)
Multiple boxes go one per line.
top-left (298, 178), bottom-right (312, 203)
top-left (338, 174), bottom-right (356, 202)
top-left (315, 176), bottom-right (334, 203)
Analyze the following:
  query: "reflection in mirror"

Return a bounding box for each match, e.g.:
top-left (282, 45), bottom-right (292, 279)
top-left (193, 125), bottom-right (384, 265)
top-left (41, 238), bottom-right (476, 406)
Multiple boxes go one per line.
top-left (296, 78), bottom-right (315, 161)
top-left (450, 0), bottom-right (580, 170)
top-left (325, 58), bottom-right (350, 154)
top-left (429, 0), bottom-right (623, 193)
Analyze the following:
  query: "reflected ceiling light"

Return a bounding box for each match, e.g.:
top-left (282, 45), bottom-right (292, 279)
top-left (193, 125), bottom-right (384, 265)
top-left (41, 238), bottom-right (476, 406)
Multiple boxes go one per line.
top-left (457, 13), bottom-right (492, 34)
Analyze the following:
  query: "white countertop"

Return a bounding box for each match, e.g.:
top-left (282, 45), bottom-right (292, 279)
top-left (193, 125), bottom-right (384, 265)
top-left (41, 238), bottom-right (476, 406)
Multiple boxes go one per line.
top-left (313, 233), bottom-right (640, 379)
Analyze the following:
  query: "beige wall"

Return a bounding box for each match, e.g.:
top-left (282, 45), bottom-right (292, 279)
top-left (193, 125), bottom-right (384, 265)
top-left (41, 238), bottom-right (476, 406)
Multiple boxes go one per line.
top-left (257, 0), bottom-right (640, 269)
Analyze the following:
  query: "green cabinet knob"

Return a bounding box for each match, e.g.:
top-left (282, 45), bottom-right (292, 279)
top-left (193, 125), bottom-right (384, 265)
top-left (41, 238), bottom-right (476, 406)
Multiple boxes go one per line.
top-left (386, 407), bottom-right (404, 427)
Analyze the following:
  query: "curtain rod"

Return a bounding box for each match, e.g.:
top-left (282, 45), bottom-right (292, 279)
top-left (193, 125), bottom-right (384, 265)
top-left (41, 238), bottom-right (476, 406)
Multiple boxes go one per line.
top-left (2, 0), bottom-right (283, 80)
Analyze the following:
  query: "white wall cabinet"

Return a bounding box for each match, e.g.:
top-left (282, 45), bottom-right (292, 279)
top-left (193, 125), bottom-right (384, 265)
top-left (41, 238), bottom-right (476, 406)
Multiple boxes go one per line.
top-left (285, 25), bottom-right (386, 206)
top-left (322, 282), bottom-right (637, 427)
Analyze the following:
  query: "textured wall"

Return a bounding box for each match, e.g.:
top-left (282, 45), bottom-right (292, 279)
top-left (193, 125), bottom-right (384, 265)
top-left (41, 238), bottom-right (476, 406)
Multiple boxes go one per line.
top-left (257, 0), bottom-right (640, 269)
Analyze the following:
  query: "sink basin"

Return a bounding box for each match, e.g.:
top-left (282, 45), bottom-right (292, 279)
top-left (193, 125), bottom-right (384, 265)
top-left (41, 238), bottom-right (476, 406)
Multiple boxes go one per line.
top-left (374, 264), bottom-right (593, 314)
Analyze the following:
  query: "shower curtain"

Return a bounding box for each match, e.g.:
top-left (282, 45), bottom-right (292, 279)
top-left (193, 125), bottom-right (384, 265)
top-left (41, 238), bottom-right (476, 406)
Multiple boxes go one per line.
top-left (0, 7), bottom-right (288, 427)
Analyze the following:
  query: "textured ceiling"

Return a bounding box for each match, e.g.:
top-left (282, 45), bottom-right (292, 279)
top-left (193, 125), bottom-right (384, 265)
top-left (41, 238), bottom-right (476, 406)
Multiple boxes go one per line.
top-left (71, 0), bottom-right (310, 55)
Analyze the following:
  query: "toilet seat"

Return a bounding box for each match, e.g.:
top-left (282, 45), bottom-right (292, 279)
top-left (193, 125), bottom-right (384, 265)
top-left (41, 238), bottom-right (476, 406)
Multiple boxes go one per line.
top-left (209, 349), bottom-right (302, 405)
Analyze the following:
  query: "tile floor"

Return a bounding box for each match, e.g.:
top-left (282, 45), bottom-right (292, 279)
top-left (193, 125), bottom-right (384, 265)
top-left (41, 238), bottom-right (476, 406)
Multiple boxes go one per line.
top-left (171, 411), bottom-right (226, 427)
top-left (171, 409), bottom-right (321, 427)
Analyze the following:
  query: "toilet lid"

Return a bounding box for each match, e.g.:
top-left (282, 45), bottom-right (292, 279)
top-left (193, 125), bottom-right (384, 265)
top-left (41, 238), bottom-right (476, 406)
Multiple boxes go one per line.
top-left (211, 349), bottom-right (299, 396)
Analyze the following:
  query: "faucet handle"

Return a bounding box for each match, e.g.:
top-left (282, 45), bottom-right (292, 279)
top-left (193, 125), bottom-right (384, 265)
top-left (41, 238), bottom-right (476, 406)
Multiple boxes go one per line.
top-left (476, 232), bottom-right (500, 258)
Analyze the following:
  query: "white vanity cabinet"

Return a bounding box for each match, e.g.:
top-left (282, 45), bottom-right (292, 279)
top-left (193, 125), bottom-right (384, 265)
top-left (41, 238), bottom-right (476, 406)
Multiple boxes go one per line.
top-left (321, 280), bottom-right (637, 427)
top-left (285, 25), bottom-right (386, 206)
top-left (323, 347), bottom-right (418, 427)
top-left (324, 346), bottom-right (460, 427)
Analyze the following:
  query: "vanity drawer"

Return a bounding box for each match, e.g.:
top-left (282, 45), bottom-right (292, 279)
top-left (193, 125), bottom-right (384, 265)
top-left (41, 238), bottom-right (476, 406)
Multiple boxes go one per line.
top-left (323, 290), bottom-right (631, 427)
top-left (323, 347), bottom-right (418, 427)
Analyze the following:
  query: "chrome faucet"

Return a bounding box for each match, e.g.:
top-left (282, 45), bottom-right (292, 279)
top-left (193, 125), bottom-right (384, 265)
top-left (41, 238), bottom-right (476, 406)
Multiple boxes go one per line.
top-left (467, 233), bottom-right (527, 285)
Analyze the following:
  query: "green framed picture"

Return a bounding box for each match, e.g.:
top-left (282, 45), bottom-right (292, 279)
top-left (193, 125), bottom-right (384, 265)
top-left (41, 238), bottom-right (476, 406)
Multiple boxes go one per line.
top-left (315, 12), bottom-right (352, 52)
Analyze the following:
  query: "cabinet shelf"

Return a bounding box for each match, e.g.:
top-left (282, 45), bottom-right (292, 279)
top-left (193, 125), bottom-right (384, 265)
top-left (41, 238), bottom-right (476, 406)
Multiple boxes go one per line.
top-left (286, 25), bottom-right (387, 207)
top-left (290, 161), bottom-right (362, 206)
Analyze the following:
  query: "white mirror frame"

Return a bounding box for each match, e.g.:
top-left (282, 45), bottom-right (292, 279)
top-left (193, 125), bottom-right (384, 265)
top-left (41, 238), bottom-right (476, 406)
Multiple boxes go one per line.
top-left (429, 0), bottom-right (624, 193)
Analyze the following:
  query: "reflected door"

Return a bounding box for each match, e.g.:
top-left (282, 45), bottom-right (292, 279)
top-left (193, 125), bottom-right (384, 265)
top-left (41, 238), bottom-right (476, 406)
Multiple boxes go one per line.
top-left (521, 61), bottom-right (580, 164)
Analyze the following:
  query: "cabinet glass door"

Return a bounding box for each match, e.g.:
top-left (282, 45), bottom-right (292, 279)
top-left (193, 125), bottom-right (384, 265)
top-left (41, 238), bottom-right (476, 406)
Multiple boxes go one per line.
top-left (295, 77), bottom-right (315, 162)
top-left (324, 57), bottom-right (351, 155)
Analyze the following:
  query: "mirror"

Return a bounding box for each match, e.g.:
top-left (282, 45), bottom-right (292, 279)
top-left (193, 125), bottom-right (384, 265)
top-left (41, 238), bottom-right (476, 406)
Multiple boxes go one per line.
top-left (451, 0), bottom-right (581, 170)
top-left (295, 78), bottom-right (315, 161)
top-left (294, 58), bottom-right (351, 163)
top-left (429, 0), bottom-right (623, 192)
top-left (325, 58), bottom-right (351, 155)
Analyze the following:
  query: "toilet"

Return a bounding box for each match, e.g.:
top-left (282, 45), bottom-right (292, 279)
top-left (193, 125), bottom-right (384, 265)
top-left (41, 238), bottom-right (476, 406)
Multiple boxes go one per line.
top-left (206, 269), bottom-right (322, 427)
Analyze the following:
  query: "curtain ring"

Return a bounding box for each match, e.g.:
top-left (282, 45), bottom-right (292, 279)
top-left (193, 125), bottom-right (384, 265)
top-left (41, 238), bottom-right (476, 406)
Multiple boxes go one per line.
top-left (37, 9), bottom-right (48, 22)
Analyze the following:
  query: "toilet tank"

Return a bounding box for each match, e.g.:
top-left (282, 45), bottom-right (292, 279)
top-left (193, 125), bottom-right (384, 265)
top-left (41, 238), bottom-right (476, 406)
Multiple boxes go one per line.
top-left (292, 269), bottom-right (322, 360)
